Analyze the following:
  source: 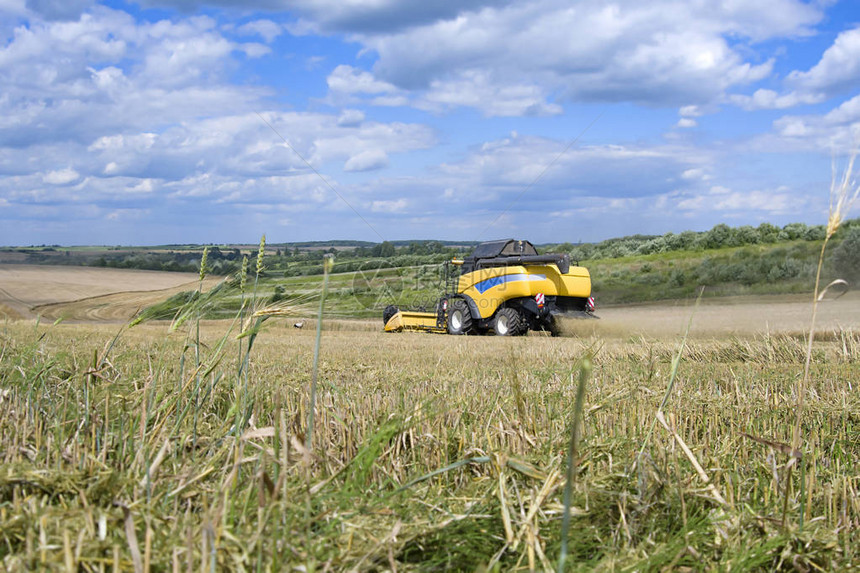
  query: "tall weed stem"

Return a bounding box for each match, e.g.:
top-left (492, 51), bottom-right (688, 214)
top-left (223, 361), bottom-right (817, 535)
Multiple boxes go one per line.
top-left (558, 356), bottom-right (591, 573)
top-left (307, 254), bottom-right (333, 451)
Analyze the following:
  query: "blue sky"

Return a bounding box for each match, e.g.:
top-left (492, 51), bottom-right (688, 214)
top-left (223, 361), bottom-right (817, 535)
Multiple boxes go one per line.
top-left (1, 0), bottom-right (859, 245)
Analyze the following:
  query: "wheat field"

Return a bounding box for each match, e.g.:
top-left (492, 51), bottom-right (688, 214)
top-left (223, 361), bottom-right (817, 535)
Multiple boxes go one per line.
top-left (1, 305), bottom-right (858, 570)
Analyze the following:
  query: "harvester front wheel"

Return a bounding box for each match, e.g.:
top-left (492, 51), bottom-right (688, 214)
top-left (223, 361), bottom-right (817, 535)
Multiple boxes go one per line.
top-left (493, 307), bottom-right (526, 336)
top-left (382, 305), bottom-right (399, 325)
top-left (447, 299), bottom-right (473, 335)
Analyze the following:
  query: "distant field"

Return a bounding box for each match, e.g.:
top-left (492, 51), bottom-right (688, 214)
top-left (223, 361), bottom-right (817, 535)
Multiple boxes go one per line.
top-left (0, 264), bottom-right (211, 321)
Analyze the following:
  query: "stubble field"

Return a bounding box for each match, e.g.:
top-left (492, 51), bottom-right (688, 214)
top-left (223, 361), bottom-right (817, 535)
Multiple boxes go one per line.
top-left (1, 265), bottom-right (859, 570)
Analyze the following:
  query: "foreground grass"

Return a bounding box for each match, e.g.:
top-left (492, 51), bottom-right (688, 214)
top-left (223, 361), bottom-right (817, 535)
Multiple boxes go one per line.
top-left (1, 319), bottom-right (858, 571)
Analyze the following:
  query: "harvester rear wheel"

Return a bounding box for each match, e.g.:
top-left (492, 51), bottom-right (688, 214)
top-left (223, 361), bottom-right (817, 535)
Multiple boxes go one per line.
top-left (493, 307), bottom-right (526, 336)
top-left (447, 299), bottom-right (473, 335)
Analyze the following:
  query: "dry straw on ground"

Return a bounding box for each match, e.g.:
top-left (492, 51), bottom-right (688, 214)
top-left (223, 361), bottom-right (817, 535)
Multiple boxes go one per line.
top-left (1, 316), bottom-right (858, 570)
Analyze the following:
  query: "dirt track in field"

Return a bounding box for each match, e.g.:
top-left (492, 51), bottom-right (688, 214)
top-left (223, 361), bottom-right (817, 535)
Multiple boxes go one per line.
top-left (2, 264), bottom-right (858, 336)
top-left (561, 291), bottom-right (860, 338)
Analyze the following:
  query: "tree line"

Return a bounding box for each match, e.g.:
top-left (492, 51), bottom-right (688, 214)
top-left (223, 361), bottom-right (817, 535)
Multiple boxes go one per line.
top-left (550, 221), bottom-right (860, 262)
top-left (6, 219), bottom-right (858, 283)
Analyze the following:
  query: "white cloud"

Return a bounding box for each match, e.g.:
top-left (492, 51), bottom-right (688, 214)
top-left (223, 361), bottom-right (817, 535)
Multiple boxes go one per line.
top-left (336, 109), bottom-right (365, 127)
top-left (344, 149), bottom-right (389, 172)
top-left (240, 42), bottom-right (270, 58)
top-left (342, 0), bottom-right (803, 115)
top-left (136, 17), bottom-right (237, 87)
top-left (763, 94), bottom-right (860, 151)
top-left (371, 198), bottom-right (407, 213)
top-left (369, 94), bottom-right (409, 107)
top-left (327, 64), bottom-right (399, 95)
top-left (318, 1), bottom-right (821, 116)
top-left (304, 55), bottom-right (325, 70)
top-left (0, 110), bottom-right (434, 227)
top-left (237, 19), bottom-right (282, 42)
top-left (258, 0), bottom-right (821, 41)
top-left (128, 179), bottom-right (155, 193)
top-left (419, 70), bottom-right (562, 117)
top-left (729, 25), bottom-right (860, 113)
top-left (300, 116), bottom-right (434, 166)
top-left (105, 208), bottom-right (149, 221)
top-left (0, 0), bottom-right (27, 16)
top-left (25, 0), bottom-right (93, 21)
top-left (428, 135), bottom-right (711, 210)
top-left (729, 88), bottom-right (823, 110)
top-left (681, 168), bottom-right (709, 181)
top-left (700, 0), bottom-right (820, 40)
top-left (241, 0), bottom-right (505, 35)
top-left (0, 9), bottom-right (132, 84)
top-left (675, 185), bottom-right (799, 215)
top-left (0, 7), bottom-right (270, 149)
top-left (680, 105), bottom-right (704, 117)
top-left (111, 1), bottom-right (827, 117)
top-left (788, 26), bottom-right (860, 96)
top-left (0, 0), bottom-right (848, 244)
top-left (823, 94), bottom-right (860, 125)
top-left (43, 167), bottom-right (79, 184)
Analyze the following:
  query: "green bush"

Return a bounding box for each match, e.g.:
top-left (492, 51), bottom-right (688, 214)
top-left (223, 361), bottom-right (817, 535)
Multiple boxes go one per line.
top-left (767, 259), bottom-right (802, 281)
top-left (270, 285), bottom-right (286, 303)
top-left (757, 222), bottom-right (780, 243)
top-left (832, 228), bottom-right (860, 283)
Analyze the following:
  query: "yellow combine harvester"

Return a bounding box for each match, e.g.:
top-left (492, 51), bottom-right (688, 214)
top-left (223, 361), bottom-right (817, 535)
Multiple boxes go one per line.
top-left (383, 239), bottom-right (596, 336)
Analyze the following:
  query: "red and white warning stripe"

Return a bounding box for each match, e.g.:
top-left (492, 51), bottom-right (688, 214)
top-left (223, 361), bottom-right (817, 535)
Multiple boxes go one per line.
top-left (586, 296), bottom-right (595, 311)
top-left (535, 292), bottom-right (545, 308)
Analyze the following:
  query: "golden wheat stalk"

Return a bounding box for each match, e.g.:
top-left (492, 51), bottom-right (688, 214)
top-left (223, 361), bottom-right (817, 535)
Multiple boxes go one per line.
top-left (787, 150), bottom-right (859, 528)
top-left (199, 246), bottom-right (209, 283)
top-left (256, 235), bottom-right (266, 277)
top-left (253, 306), bottom-right (304, 318)
top-left (827, 153), bottom-right (860, 239)
top-left (240, 255), bottom-right (248, 294)
top-left (798, 152), bottom-right (859, 429)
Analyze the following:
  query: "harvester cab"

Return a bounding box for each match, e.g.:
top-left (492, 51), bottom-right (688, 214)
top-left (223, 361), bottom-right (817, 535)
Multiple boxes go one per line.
top-left (383, 239), bottom-right (596, 336)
